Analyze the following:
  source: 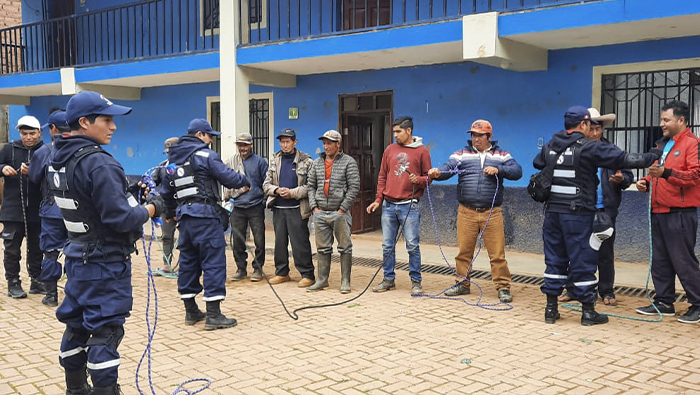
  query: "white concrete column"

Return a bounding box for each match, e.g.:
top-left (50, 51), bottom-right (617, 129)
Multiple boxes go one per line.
top-left (220, 0), bottom-right (249, 161)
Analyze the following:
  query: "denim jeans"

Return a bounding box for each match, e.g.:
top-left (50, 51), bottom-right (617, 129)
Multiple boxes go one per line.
top-left (314, 210), bottom-right (352, 255)
top-left (381, 201), bottom-right (421, 282)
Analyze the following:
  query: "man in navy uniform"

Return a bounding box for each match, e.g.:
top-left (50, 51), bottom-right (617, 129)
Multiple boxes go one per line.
top-left (28, 110), bottom-right (70, 307)
top-left (51, 91), bottom-right (163, 395)
top-left (160, 118), bottom-right (249, 331)
top-left (533, 106), bottom-right (660, 326)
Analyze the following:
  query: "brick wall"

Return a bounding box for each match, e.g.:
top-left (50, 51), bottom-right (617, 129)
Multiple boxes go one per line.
top-left (0, 0), bottom-right (21, 144)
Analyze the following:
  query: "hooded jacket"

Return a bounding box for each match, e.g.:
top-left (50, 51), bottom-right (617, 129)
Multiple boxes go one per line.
top-left (50, 134), bottom-right (149, 261)
top-left (534, 130), bottom-right (659, 213)
top-left (374, 136), bottom-right (432, 203)
top-left (598, 138), bottom-right (634, 218)
top-left (0, 140), bottom-right (43, 223)
top-left (436, 140), bottom-right (521, 208)
top-left (28, 141), bottom-right (63, 220)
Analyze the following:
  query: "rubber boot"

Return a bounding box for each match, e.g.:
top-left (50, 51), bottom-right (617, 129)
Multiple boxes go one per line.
top-left (7, 279), bottom-right (27, 299)
top-left (183, 298), bottom-right (206, 326)
top-left (204, 301), bottom-right (238, 331)
top-left (339, 253), bottom-right (352, 294)
top-left (65, 368), bottom-right (91, 395)
top-left (306, 253), bottom-right (331, 292)
top-left (42, 281), bottom-right (59, 307)
top-left (581, 302), bottom-right (609, 326)
top-left (544, 294), bottom-right (560, 324)
top-left (89, 384), bottom-right (120, 395)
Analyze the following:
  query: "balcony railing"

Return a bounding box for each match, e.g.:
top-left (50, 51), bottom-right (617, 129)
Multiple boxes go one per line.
top-left (0, 0), bottom-right (219, 75)
top-left (238, 0), bottom-right (601, 45)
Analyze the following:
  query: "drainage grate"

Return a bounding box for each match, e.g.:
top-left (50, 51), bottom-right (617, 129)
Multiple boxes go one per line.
top-left (262, 248), bottom-right (687, 303)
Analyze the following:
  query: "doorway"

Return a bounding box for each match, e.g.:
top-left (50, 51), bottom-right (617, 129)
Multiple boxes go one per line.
top-left (43, 0), bottom-right (76, 68)
top-left (339, 91), bottom-right (393, 233)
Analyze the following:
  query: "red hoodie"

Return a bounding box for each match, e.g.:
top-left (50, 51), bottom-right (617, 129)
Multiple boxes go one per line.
top-left (643, 128), bottom-right (700, 213)
top-left (374, 137), bottom-right (432, 203)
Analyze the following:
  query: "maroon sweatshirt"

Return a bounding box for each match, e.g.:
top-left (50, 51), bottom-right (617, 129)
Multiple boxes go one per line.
top-left (374, 136), bottom-right (432, 203)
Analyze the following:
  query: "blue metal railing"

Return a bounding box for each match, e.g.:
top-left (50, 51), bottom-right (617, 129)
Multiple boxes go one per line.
top-left (0, 0), bottom-right (219, 75)
top-left (238, 0), bottom-right (601, 45)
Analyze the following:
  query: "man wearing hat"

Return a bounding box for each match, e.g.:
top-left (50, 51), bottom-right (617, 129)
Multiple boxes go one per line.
top-left (533, 106), bottom-right (660, 326)
top-left (428, 119), bottom-right (522, 302)
top-left (0, 115), bottom-right (44, 299)
top-left (27, 110), bottom-right (71, 307)
top-left (368, 116), bottom-right (432, 295)
top-left (152, 137), bottom-right (180, 274)
top-left (225, 132), bottom-right (268, 282)
top-left (50, 91), bottom-right (163, 395)
top-left (558, 109), bottom-right (634, 306)
top-left (160, 118), bottom-right (249, 331)
top-left (306, 130), bottom-right (360, 293)
top-left (262, 128), bottom-right (316, 287)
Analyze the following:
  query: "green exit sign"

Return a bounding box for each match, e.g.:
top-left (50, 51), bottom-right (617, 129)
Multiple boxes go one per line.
top-left (288, 107), bottom-right (299, 120)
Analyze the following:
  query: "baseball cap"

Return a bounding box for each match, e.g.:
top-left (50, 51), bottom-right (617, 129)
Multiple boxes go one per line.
top-left (163, 137), bottom-right (179, 153)
top-left (66, 91), bottom-right (132, 124)
top-left (319, 129), bottom-right (341, 142)
top-left (187, 118), bottom-right (221, 136)
top-left (16, 115), bottom-right (41, 130)
top-left (564, 106), bottom-right (591, 125)
top-left (42, 110), bottom-right (68, 130)
top-left (468, 119), bottom-right (493, 135)
top-left (236, 133), bottom-right (253, 145)
top-left (277, 128), bottom-right (296, 140)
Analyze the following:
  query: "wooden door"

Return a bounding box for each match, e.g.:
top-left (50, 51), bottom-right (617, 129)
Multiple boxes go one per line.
top-left (344, 115), bottom-right (377, 233)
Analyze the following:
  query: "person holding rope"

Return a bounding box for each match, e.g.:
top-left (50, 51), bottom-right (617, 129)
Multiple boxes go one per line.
top-left (635, 100), bottom-right (700, 324)
top-left (534, 106), bottom-right (660, 326)
top-left (368, 116), bottom-right (432, 295)
top-left (50, 91), bottom-right (163, 395)
top-left (0, 115), bottom-right (44, 299)
top-left (27, 110), bottom-right (71, 307)
top-left (428, 119), bottom-right (521, 303)
top-left (152, 137), bottom-right (180, 275)
top-left (160, 118), bottom-right (249, 330)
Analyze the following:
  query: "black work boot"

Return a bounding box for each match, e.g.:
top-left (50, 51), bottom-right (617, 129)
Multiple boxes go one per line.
top-left (339, 253), bottom-right (352, 294)
top-left (183, 298), bottom-right (206, 325)
top-left (545, 294), bottom-right (560, 324)
top-left (7, 279), bottom-right (27, 299)
top-left (65, 368), bottom-right (91, 395)
top-left (307, 253), bottom-right (331, 292)
top-left (581, 302), bottom-right (609, 326)
top-left (42, 281), bottom-right (59, 307)
top-left (89, 384), bottom-right (120, 395)
top-left (204, 301), bottom-right (238, 331)
top-left (29, 278), bottom-right (47, 295)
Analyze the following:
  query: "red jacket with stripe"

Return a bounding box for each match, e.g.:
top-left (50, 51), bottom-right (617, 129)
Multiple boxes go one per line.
top-left (643, 128), bottom-right (700, 213)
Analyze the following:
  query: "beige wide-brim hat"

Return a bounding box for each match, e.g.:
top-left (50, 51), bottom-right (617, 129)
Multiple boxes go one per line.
top-left (588, 108), bottom-right (616, 128)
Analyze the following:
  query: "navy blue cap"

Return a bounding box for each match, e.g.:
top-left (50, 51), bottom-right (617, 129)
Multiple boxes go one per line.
top-left (564, 106), bottom-right (591, 125)
top-left (66, 91), bottom-right (132, 124)
top-left (187, 118), bottom-right (221, 136)
top-left (42, 110), bottom-right (68, 130)
top-left (276, 128), bottom-right (296, 140)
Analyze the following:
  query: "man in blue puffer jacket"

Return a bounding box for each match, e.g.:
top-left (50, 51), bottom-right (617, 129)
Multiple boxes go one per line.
top-left (429, 119), bottom-right (522, 302)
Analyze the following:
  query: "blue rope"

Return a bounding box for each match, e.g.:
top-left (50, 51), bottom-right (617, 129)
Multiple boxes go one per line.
top-left (134, 165), bottom-right (212, 395)
top-left (411, 169), bottom-right (513, 311)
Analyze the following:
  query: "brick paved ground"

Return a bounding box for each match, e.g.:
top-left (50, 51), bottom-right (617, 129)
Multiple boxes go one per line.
top-left (1, 244), bottom-right (700, 395)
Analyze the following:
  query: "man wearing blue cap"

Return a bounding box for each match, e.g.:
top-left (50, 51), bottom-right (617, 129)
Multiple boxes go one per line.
top-left (533, 106), bottom-right (661, 326)
top-left (50, 91), bottom-right (163, 395)
top-left (28, 109), bottom-right (70, 307)
top-left (160, 118), bottom-right (249, 331)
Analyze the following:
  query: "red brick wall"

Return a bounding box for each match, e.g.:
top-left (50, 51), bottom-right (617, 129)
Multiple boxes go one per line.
top-left (0, 0), bottom-right (21, 28)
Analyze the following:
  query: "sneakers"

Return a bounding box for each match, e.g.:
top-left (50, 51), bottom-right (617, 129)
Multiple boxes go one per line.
top-left (678, 305), bottom-right (700, 324)
top-left (268, 275), bottom-right (290, 285)
top-left (250, 268), bottom-right (263, 282)
top-left (372, 279), bottom-right (396, 293)
top-left (498, 289), bottom-right (513, 303)
top-left (411, 281), bottom-right (422, 294)
top-left (7, 279), bottom-right (27, 299)
top-left (29, 279), bottom-right (47, 295)
top-left (636, 301), bottom-right (675, 316)
top-left (230, 269), bottom-right (247, 282)
top-left (444, 282), bottom-right (470, 297)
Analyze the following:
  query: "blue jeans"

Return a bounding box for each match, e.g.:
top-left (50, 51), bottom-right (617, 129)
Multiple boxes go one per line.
top-left (381, 201), bottom-right (421, 282)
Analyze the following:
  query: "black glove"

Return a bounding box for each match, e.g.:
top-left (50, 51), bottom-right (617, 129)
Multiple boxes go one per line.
top-left (127, 181), bottom-right (149, 202)
top-left (145, 194), bottom-right (165, 218)
top-left (648, 147), bottom-right (663, 158)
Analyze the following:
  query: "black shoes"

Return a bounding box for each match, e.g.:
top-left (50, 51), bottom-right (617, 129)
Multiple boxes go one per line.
top-left (411, 280), bottom-right (422, 294)
top-left (636, 301), bottom-right (675, 316)
top-left (498, 289), bottom-right (513, 303)
top-left (230, 269), bottom-right (247, 282)
top-left (250, 268), bottom-right (263, 282)
top-left (7, 279), bottom-right (27, 299)
top-left (42, 282), bottom-right (59, 307)
top-left (183, 299), bottom-right (206, 326)
top-left (678, 305), bottom-right (700, 324)
top-left (581, 303), bottom-right (609, 326)
top-left (372, 279), bottom-right (396, 293)
top-left (29, 279), bottom-right (47, 295)
top-left (444, 282), bottom-right (470, 297)
top-left (544, 294), bottom-right (560, 324)
top-left (204, 301), bottom-right (238, 331)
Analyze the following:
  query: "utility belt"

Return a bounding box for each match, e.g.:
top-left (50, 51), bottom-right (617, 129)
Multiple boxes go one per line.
top-left (385, 198), bottom-right (419, 205)
top-left (178, 197), bottom-right (219, 207)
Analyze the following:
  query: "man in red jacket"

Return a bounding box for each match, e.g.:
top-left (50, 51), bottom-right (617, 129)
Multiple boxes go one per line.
top-left (636, 100), bottom-right (700, 324)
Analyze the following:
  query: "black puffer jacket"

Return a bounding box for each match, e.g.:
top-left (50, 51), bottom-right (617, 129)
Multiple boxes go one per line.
top-left (0, 140), bottom-right (43, 222)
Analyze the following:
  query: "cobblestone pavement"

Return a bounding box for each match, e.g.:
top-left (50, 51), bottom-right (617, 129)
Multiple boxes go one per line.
top-left (1, 244), bottom-right (700, 395)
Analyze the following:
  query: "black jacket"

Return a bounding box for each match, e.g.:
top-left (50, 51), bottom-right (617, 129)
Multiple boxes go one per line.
top-left (599, 138), bottom-right (635, 218)
top-left (0, 140), bottom-right (43, 223)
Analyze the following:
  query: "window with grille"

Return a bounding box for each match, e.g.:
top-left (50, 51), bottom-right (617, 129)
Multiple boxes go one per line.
top-left (203, 0), bottom-right (219, 30)
top-left (249, 98), bottom-right (270, 160)
top-left (600, 68), bottom-right (700, 180)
